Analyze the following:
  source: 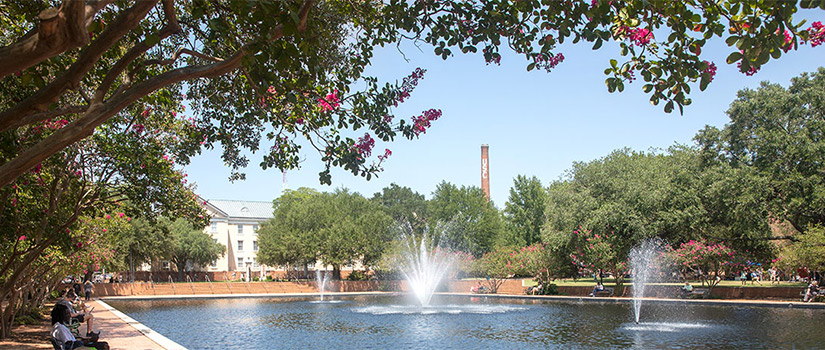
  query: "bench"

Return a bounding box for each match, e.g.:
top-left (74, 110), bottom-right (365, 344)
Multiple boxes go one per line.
top-left (593, 288), bottom-right (614, 297)
top-left (685, 288), bottom-right (708, 298)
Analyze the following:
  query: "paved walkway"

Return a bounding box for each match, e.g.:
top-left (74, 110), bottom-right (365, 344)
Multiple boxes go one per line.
top-left (91, 300), bottom-right (184, 350)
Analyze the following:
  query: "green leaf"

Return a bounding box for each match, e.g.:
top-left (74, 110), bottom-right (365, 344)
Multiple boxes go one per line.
top-left (527, 62), bottom-right (536, 71)
top-left (606, 78), bottom-right (616, 93)
top-left (770, 48), bottom-right (782, 59)
top-left (664, 100), bottom-right (674, 113)
top-left (592, 39), bottom-right (603, 50)
top-left (145, 34), bottom-right (160, 47)
top-left (726, 51), bottom-right (743, 64)
top-left (725, 36), bottom-right (739, 46)
top-left (642, 84), bottom-right (653, 93)
top-left (801, 0), bottom-right (815, 8)
top-left (610, 59), bottom-right (618, 68)
top-left (700, 75), bottom-right (710, 91)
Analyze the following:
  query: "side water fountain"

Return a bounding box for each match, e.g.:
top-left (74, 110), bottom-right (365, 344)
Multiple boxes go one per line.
top-left (629, 238), bottom-right (664, 324)
top-left (315, 269), bottom-right (331, 302)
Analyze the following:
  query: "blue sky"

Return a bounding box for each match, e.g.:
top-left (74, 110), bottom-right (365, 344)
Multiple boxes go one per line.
top-left (186, 16), bottom-right (825, 208)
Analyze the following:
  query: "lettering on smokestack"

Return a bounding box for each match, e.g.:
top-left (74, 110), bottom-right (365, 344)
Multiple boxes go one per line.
top-left (481, 144), bottom-right (490, 202)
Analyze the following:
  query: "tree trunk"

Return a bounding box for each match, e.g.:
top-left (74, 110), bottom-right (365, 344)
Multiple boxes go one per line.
top-left (129, 251), bottom-right (135, 283)
top-left (176, 261), bottom-right (186, 282)
top-left (332, 265), bottom-right (342, 280)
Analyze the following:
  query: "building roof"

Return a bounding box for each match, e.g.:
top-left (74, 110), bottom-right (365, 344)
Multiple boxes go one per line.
top-left (203, 199), bottom-right (274, 219)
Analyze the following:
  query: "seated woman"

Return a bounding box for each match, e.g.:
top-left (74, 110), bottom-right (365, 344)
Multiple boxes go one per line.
top-left (57, 289), bottom-right (97, 337)
top-left (51, 303), bottom-right (109, 350)
top-left (591, 283), bottom-right (605, 297)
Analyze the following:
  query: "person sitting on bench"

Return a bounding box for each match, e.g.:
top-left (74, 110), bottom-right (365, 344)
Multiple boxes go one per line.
top-left (51, 303), bottom-right (109, 350)
top-left (682, 282), bottom-right (694, 297)
top-left (56, 289), bottom-right (97, 337)
top-left (804, 280), bottom-right (819, 302)
top-left (590, 283), bottom-right (605, 296)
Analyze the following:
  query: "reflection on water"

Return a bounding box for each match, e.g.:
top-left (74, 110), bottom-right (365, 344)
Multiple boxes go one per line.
top-left (106, 296), bottom-right (825, 350)
top-left (352, 304), bottom-right (527, 315)
top-left (623, 322), bottom-right (713, 332)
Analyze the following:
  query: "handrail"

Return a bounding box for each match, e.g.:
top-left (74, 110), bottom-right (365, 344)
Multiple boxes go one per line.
top-left (168, 275), bottom-right (176, 294)
top-left (260, 270), bottom-right (269, 294)
top-left (223, 271), bottom-right (233, 294)
top-left (185, 275), bottom-right (196, 294)
top-left (205, 274), bottom-right (214, 294)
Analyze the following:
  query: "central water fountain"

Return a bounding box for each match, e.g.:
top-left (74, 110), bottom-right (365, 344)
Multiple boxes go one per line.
top-left (397, 222), bottom-right (455, 307)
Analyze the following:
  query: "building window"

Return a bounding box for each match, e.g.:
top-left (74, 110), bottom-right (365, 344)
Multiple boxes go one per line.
top-left (237, 240), bottom-right (244, 251)
top-left (278, 265), bottom-right (285, 270)
top-left (211, 260), bottom-right (217, 268)
top-left (253, 240), bottom-right (258, 252)
top-left (252, 259), bottom-right (259, 268)
top-left (237, 224), bottom-right (244, 235)
top-left (211, 222), bottom-right (218, 232)
top-left (237, 258), bottom-right (244, 269)
top-left (307, 262), bottom-right (314, 269)
top-left (213, 238), bottom-right (218, 244)
top-left (161, 261), bottom-right (170, 270)
top-left (253, 224), bottom-right (259, 233)
top-left (346, 262), bottom-right (352, 269)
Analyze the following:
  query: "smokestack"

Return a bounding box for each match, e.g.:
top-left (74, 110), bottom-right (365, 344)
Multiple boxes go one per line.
top-left (481, 144), bottom-right (490, 202)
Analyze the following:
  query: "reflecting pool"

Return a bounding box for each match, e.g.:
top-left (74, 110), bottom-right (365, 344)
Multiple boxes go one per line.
top-left (106, 295), bottom-right (825, 350)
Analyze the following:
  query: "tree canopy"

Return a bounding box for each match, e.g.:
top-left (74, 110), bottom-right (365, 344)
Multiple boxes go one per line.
top-left (503, 175), bottom-right (547, 247)
top-left (428, 181), bottom-right (504, 257)
top-left (696, 67), bottom-right (825, 234)
top-left (2, 0), bottom-right (824, 188)
top-left (257, 187), bottom-right (393, 278)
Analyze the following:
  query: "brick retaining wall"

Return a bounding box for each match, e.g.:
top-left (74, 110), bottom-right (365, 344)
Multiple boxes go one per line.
top-left (86, 278), bottom-right (806, 300)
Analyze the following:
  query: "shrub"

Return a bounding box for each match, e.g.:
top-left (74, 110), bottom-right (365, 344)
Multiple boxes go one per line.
top-left (347, 270), bottom-right (370, 281)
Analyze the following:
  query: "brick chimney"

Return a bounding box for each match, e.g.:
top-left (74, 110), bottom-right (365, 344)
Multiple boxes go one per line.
top-left (481, 144), bottom-right (490, 202)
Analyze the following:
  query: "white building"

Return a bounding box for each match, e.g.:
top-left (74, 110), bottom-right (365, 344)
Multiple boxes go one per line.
top-left (201, 199), bottom-right (273, 278)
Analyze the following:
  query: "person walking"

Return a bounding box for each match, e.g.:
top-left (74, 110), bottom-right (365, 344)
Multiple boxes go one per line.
top-left (83, 280), bottom-right (93, 301)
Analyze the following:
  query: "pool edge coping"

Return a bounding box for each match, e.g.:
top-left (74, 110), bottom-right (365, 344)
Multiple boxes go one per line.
top-left (442, 292), bottom-right (825, 309)
top-left (102, 291), bottom-right (825, 309)
top-left (97, 299), bottom-right (188, 350)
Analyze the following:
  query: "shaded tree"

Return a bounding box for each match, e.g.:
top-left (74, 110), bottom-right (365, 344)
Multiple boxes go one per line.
top-left (696, 68), bottom-right (825, 235)
top-left (428, 182), bottom-right (503, 257)
top-left (164, 217), bottom-right (225, 281)
top-left (503, 175), bottom-right (547, 247)
top-left (372, 183), bottom-right (428, 231)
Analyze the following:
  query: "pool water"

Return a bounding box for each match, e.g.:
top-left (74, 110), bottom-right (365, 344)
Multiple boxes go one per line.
top-left (106, 295), bottom-right (825, 350)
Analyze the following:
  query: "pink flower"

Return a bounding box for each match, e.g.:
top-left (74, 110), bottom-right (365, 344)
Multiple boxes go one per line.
top-left (624, 27), bottom-right (653, 46)
top-left (354, 133), bottom-right (375, 157)
top-left (117, 212), bottom-right (125, 218)
top-left (318, 90), bottom-right (340, 111)
top-left (702, 61), bottom-right (717, 83)
top-left (105, 215), bottom-right (111, 219)
top-left (808, 21), bottom-right (824, 47)
top-left (18, 235), bottom-right (26, 241)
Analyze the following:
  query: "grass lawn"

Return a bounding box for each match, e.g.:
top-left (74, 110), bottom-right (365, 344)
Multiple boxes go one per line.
top-left (520, 278), bottom-right (808, 288)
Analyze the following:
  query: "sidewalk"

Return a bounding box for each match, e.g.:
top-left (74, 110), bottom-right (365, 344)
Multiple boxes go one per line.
top-left (90, 300), bottom-right (184, 350)
top-left (0, 299), bottom-right (177, 350)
